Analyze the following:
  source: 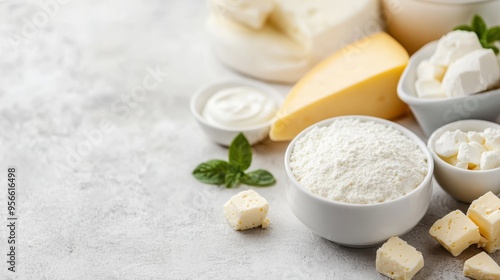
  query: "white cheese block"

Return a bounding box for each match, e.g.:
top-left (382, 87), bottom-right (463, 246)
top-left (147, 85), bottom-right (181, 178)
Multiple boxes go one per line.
top-left (430, 30), bottom-right (482, 67)
top-left (468, 191), bottom-right (500, 253)
top-left (456, 161), bottom-right (469, 169)
top-left (207, 0), bottom-right (274, 30)
top-left (457, 142), bottom-right (486, 167)
top-left (223, 189), bottom-right (269, 231)
top-left (269, 0), bottom-right (381, 62)
top-left (484, 128), bottom-right (500, 151)
top-left (481, 151), bottom-right (500, 171)
top-left (376, 236), bottom-right (424, 280)
top-left (415, 79), bottom-right (445, 98)
top-left (429, 210), bottom-right (481, 256)
top-left (468, 131), bottom-right (485, 145)
top-left (417, 60), bottom-right (446, 82)
top-left (434, 130), bottom-right (468, 158)
top-left (442, 49), bottom-right (500, 97)
top-left (207, 15), bottom-right (311, 83)
top-left (464, 252), bottom-right (500, 280)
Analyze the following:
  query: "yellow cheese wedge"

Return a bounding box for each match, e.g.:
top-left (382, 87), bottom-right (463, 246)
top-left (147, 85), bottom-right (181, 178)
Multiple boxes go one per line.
top-left (270, 32), bottom-right (409, 141)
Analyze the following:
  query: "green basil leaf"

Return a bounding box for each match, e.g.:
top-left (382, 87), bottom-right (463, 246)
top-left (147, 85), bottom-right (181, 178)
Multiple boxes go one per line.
top-left (453, 24), bottom-right (473, 32)
top-left (225, 166), bottom-right (243, 188)
top-left (472, 14), bottom-right (487, 39)
top-left (192, 160), bottom-right (229, 185)
top-left (486, 27), bottom-right (500, 43)
top-left (484, 44), bottom-right (500, 55)
top-left (240, 169), bottom-right (276, 187)
top-left (228, 133), bottom-right (252, 171)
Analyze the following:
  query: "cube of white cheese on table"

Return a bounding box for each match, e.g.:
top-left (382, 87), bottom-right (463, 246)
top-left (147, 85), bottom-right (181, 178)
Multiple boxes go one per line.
top-left (376, 236), bottom-right (424, 280)
top-left (434, 130), bottom-right (468, 158)
top-left (467, 191), bottom-right (500, 253)
top-left (429, 210), bottom-right (481, 256)
top-left (223, 189), bottom-right (269, 231)
top-left (463, 252), bottom-right (500, 280)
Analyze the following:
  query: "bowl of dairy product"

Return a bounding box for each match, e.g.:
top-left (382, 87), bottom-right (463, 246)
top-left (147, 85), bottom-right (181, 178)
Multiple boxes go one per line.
top-left (398, 30), bottom-right (500, 136)
top-left (191, 79), bottom-right (283, 146)
top-left (428, 119), bottom-right (500, 203)
top-left (284, 116), bottom-right (434, 247)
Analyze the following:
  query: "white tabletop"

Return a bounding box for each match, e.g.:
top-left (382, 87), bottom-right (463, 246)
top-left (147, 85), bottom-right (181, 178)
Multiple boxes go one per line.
top-left (1, 0), bottom-right (498, 279)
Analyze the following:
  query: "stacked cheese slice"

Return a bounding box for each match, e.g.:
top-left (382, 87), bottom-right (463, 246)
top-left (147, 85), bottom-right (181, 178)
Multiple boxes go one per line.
top-left (207, 0), bottom-right (381, 83)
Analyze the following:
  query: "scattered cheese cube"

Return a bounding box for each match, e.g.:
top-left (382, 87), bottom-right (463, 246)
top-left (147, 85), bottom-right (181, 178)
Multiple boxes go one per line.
top-left (457, 142), bottom-right (485, 166)
top-left (484, 128), bottom-right (500, 151)
top-left (376, 236), bottom-right (424, 280)
top-left (463, 252), bottom-right (500, 280)
top-left (429, 210), bottom-right (481, 256)
top-left (223, 189), bottom-right (269, 231)
top-left (435, 130), bottom-right (468, 158)
top-left (468, 131), bottom-right (485, 145)
top-left (481, 151), bottom-right (500, 171)
top-left (468, 191), bottom-right (500, 253)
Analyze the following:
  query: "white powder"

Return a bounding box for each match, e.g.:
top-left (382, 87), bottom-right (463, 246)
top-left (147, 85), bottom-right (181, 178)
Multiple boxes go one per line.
top-left (289, 118), bottom-right (428, 204)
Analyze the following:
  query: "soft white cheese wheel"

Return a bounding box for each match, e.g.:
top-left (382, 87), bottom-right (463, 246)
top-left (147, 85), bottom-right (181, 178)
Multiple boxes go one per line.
top-left (207, 0), bottom-right (381, 84)
top-left (207, 16), bottom-right (312, 84)
top-left (207, 0), bottom-right (274, 30)
top-left (270, 0), bottom-right (382, 62)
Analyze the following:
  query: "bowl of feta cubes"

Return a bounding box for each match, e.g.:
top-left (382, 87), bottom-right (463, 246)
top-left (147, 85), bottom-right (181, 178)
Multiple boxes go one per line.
top-left (398, 30), bottom-right (500, 136)
top-left (428, 119), bottom-right (500, 203)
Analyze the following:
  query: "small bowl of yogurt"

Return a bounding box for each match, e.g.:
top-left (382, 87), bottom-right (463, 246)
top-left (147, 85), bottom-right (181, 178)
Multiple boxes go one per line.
top-left (284, 116), bottom-right (434, 247)
top-left (191, 79), bottom-right (283, 146)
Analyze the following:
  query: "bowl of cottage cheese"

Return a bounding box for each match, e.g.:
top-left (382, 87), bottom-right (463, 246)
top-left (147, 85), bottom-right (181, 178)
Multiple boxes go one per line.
top-left (284, 116), bottom-right (434, 247)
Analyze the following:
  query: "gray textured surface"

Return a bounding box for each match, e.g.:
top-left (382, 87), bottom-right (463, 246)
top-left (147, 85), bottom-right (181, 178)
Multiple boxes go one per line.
top-left (0, 1), bottom-right (499, 279)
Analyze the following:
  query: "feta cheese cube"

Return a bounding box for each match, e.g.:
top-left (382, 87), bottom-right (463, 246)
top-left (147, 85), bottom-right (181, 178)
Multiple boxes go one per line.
top-left (457, 142), bottom-right (484, 166)
top-left (484, 128), bottom-right (500, 151)
top-left (429, 210), bottom-right (481, 256)
top-left (208, 0), bottom-right (274, 30)
top-left (430, 30), bottom-right (482, 67)
top-left (468, 131), bottom-right (485, 145)
top-left (455, 161), bottom-right (469, 169)
top-left (468, 191), bottom-right (500, 253)
top-left (376, 236), bottom-right (424, 280)
top-left (417, 60), bottom-right (446, 81)
top-left (481, 151), bottom-right (500, 170)
top-left (223, 189), bottom-right (269, 231)
top-left (442, 49), bottom-right (500, 97)
top-left (415, 79), bottom-right (446, 98)
top-left (435, 130), bottom-right (468, 158)
top-left (463, 252), bottom-right (500, 280)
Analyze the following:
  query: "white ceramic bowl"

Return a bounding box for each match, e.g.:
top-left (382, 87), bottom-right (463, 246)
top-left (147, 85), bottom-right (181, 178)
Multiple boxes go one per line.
top-left (191, 79), bottom-right (284, 146)
top-left (284, 116), bottom-right (434, 247)
top-left (398, 41), bottom-right (500, 136)
top-left (427, 119), bottom-right (500, 203)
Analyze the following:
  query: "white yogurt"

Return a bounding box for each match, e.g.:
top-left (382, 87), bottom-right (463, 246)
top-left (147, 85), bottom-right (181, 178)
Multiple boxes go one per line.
top-left (202, 86), bottom-right (277, 128)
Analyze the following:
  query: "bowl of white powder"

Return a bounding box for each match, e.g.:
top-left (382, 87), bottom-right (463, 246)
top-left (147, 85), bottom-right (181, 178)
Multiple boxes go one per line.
top-left (284, 116), bottom-right (434, 247)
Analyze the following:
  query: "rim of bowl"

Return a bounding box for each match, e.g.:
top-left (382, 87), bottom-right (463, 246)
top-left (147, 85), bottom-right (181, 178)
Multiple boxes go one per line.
top-left (284, 115), bottom-right (434, 208)
top-left (190, 79), bottom-right (284, 132)
top-left (397, 40), bottom-right (500, 105)
top-left (427, 119), bottom-right (500, 174)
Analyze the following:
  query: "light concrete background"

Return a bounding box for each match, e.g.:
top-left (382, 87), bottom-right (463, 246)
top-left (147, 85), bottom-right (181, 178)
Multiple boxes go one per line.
top-left (0, 0), bottom-right (498, 279)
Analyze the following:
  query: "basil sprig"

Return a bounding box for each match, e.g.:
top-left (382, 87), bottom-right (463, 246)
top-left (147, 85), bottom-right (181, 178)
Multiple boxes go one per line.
top-left (454, 15), bottom-right (500, 54)
top-left (193, 133), bottom-right (276, 188)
